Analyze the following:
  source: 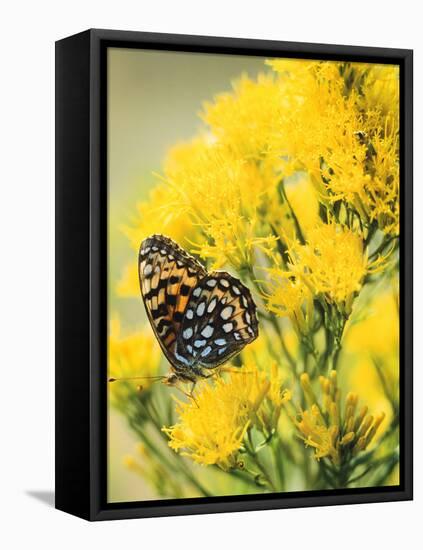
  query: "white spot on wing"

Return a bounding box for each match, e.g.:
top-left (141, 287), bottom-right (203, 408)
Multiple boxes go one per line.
top-left (193, 287), bottom-right (202, 298)
top-left (196, 302), bottom-right (206, 316)
top-left (175, 351), bottom-right (190, 366)
top-left (183, 328), bottom-right (193, 340)
top-left (186, 309), bottom-right (194, 320)
top-left (194, 339), bottom-right (206, 348)
top-left (143, 264), bottom-right (152, 277)
top-left (201, 346), bottom-right (212, 357)
top-left (220, 279), bottom-right (230, 288)
top-left (206, 279), bottom-right (217, 288)
top-left (232, 285), bottom-right (241, 295)
top-left (201, 325), bottom-right (214, 338)
top-left (220, 306), bottom-right (233, 320)
top-left (207, 298), bottom-right (217, 313)
top-left (223, 322), bottom-right (233, 333)
top-left (214, 338), bottom-right (226, 346)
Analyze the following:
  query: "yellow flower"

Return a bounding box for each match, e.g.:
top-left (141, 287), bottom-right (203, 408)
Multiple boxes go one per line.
top-left (266, 59), bottom-right (399, 236)
top-left (289, 222), bottom-right (367, 311)
top-left (108, 318), bottom-right (161, 405)
top-left (201, 73), bottom-right (285, 162)
top-left (268, 362), bottom-right (291, 409)
top-left (263, 270), bottom-right (313, 335)
top-left (287, 372), bottom-right (386, 465)
top-left (163, 365), bottom-right (286, 469)
top-left (121, 180), bottom-right (200, 252)
top-left (163, 136), bottom-right (278, 270)
top-left (359, 64), bottom-right (399, 121)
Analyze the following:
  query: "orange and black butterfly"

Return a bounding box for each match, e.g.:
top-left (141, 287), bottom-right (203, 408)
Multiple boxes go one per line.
top-left (138, 234), bottom-right (259, 384)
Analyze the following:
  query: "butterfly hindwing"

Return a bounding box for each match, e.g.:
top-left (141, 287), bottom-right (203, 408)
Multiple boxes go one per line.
top-left (139, 235), bottom-right (206, 370)
top-left (175, 271), bottom-right (259, 369)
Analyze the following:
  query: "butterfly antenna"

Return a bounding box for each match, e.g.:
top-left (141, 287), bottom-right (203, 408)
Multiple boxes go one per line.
top-left (108, 375), bottom-right (166, 383)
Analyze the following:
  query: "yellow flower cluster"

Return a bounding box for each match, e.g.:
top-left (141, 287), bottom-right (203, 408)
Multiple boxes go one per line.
top-left (264, 222), bottom-right (368, 326)
top-left (263, 270), bottom-right (313, 335)
top-left (163, 364), bottom-right (289, 469)
top-left (108, 318), bottom-right (161, 405)
top-left (121, 181), bottom-right (199, 252)
top-left (291, 222), bottom-right (368, 309)
top-left (286, 372), bottom-right (386, 465)
top-left (201, 73), bottom-right (285, 161)
top-left (267, 60), bottom-right (400, 236)
top-left (163, 137), bottom-right (278, 271)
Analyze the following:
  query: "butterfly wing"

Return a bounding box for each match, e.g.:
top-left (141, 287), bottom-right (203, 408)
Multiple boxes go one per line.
top-left (176, 271), bottom-right (259, 369)
top-left (139, 235), bottom-right (206, 371)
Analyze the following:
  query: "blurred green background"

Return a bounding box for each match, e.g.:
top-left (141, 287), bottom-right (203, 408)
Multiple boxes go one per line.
top-left (107, 47), bottom-right (269, 502)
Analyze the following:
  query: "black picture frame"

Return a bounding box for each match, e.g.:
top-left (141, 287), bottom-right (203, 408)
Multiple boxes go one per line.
top-left (55, 28), bottom-right (413, 521)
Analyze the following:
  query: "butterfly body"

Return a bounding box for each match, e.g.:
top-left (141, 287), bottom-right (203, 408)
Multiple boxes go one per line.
top-left (139, 234), bottom-right (258, 383)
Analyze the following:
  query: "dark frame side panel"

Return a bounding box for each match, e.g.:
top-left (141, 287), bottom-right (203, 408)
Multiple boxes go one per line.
top-left (55, 30), bottom-right (92, 520)
top-left (55, 29), bottom-right (413, 521)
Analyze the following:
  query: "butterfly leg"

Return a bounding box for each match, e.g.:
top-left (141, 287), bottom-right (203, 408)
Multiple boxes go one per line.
top-left (166, 379), bottom-right (199, 407)
top-left (178, 382), bottom-right (199, 407)
top-left (188, 381), bottom-right (200, 407)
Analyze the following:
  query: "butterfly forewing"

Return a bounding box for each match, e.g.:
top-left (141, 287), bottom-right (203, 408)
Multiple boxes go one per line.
top-left (139, 235), bottom-right (206, 369)
top-left (176, 271), bottom-right (259, 369)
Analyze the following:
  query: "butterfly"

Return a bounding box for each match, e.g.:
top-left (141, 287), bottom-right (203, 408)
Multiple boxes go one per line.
top-left (138, 234), bottom-right (259, 387)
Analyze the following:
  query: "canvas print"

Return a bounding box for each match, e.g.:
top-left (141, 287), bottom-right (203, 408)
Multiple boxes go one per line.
top-left (107, 48), bottom-right (400, 503)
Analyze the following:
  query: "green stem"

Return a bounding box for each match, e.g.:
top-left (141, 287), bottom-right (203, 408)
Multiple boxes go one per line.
top-left (218, 466), bottom-right (266, 490)
top-left (269, 315), bottom-right (297, 376)
top-left (347, 453), bottom-right (398, 486)
top-left (271, 439), bottom-right (286, 491)
top-left (278, 179), bottom-right (306, 245)
top-left (246, 431), bottom-right (277, 492)
top-left (369, 235), bottom-right (399, 261)
top-left (373, 357), bottom-right (398, 416)
top-left (333, 463), bottom-right (351, 489)
top-left (372, 455), bottom-right (400, 486)
top-left (331, 344), bottom-right (342, 372)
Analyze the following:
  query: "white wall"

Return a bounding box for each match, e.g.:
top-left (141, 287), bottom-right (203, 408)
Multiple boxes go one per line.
top-left (0, 1), bottom-right (420, 549)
